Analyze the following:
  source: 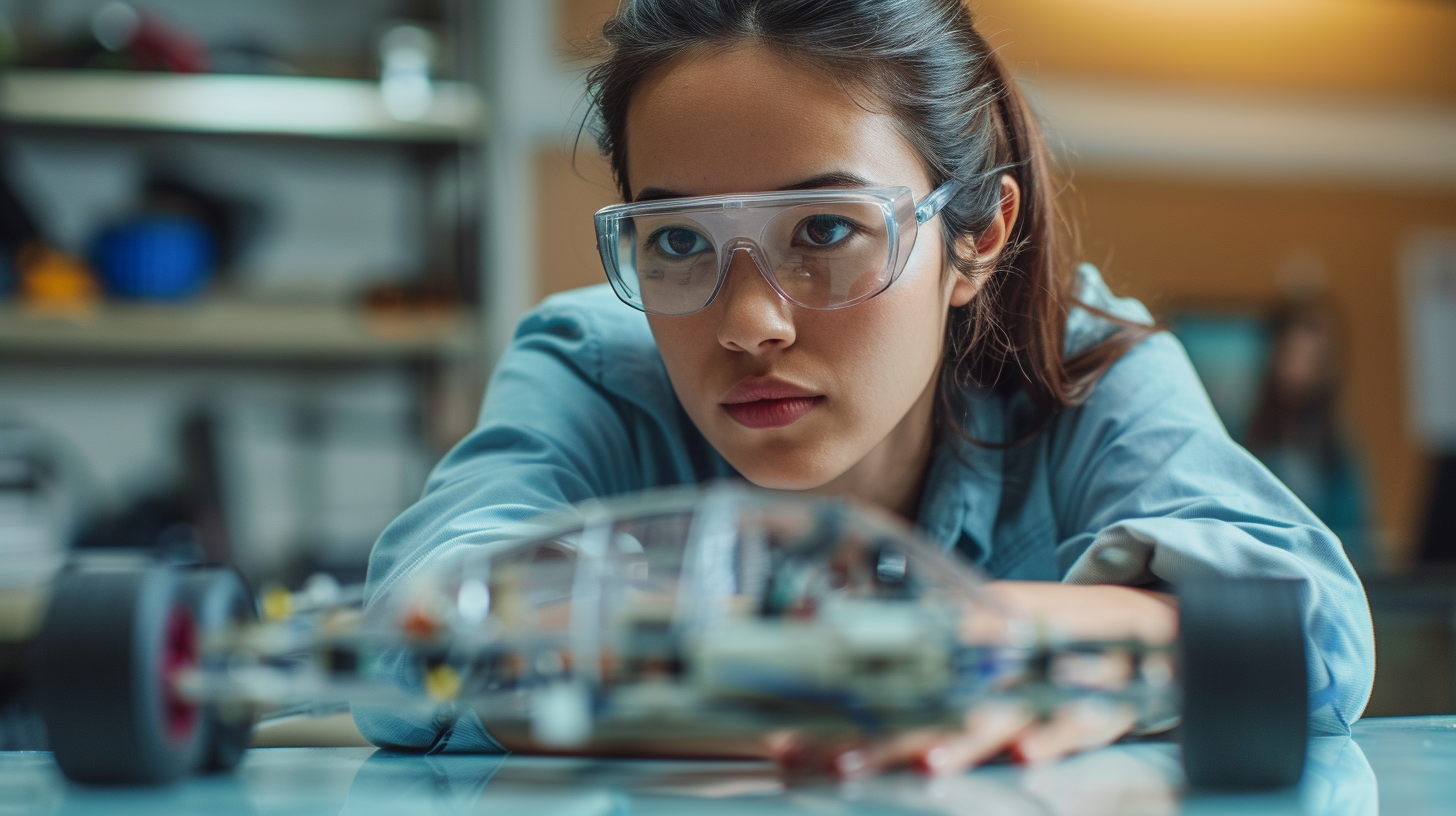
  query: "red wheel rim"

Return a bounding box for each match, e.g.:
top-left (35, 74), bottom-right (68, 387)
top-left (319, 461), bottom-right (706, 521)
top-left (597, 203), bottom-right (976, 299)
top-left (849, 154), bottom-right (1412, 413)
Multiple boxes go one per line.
top-left (161, 605), bottom-right (199, 743)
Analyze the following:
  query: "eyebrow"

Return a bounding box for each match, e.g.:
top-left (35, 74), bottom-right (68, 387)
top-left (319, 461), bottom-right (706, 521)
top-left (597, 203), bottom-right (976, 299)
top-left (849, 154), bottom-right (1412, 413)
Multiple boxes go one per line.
top-left (633, 171), bottom-right (875, 203)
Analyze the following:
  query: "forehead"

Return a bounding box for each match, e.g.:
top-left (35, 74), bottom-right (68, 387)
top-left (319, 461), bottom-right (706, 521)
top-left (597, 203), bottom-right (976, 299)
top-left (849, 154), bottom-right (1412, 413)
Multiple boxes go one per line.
top-left (623, 45), bottom-right (929, 199)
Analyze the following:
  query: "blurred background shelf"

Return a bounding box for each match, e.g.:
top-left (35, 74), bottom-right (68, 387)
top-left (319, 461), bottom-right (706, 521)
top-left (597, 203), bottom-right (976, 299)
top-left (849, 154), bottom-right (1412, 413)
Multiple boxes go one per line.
top-left (0, 299), bottom-right (477, 364)
top-left (0, 70), bottom-right (485, 143)
top-left (0, 1), bottom-right (490, 587)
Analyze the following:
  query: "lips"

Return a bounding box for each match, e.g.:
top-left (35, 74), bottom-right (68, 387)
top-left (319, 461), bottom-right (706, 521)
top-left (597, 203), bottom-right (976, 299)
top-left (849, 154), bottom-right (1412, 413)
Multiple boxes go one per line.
top-left (720, 378), bottom-right (825, 430)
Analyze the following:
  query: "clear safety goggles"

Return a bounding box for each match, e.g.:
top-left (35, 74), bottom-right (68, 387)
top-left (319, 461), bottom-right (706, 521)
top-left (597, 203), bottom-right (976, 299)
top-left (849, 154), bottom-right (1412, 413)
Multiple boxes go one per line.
top-left (594, 180), bottom-right (961, 316)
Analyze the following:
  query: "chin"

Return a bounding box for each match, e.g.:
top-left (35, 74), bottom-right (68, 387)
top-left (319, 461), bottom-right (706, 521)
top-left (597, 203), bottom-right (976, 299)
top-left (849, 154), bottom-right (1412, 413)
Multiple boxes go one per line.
top-left (722, 444), bottom-right (845, 492)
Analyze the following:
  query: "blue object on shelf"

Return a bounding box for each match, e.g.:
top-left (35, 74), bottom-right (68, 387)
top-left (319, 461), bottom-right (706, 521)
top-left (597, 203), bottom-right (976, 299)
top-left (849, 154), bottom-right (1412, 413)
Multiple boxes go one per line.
top-left (93, 215), bottom-right (215, 300)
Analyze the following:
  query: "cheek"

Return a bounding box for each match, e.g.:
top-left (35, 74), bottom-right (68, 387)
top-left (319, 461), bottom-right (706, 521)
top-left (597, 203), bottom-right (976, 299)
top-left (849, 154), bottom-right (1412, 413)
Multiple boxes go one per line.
top-left (838, 283), bottom-right (947, 404)
top-left (796, 261), bottom-right (950, 444)
top-left (647, 316), bottom-right (719, 393)
top-left (853, 253), bottom-right (952, 372)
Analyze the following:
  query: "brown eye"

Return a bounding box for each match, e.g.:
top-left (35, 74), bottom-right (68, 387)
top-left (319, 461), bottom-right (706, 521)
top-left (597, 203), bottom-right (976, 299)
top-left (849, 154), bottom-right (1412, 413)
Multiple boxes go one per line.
top-left (652, 228), bottom-right (710, 257)
top-left (798, 215), bottom-right (853, 247)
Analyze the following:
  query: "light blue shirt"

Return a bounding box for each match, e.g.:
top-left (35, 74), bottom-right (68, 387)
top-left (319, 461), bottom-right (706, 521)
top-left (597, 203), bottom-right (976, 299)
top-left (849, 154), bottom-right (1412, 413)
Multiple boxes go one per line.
top-left (356, 265), bottom-right (1374, 752)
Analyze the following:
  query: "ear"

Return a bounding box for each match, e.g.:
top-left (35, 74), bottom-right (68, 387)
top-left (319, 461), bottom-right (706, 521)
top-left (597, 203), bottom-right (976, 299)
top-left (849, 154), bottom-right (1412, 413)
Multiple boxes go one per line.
top-left (946, 175), bottom-right (1022, 308)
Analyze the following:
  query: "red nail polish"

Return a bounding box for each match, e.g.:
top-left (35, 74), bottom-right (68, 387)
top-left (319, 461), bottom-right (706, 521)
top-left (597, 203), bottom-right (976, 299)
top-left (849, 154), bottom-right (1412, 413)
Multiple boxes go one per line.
top-left (1008, 744), bottom-right (1029, 765)
top-left (779, 744), bottom-right (809, 770)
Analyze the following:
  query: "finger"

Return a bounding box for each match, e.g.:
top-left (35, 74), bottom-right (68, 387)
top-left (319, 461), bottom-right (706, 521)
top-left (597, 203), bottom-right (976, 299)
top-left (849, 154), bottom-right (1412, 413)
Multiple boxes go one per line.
top-left (784, 725), bottom-right (962, 779)
top-left (848, 702), bottom-right (1039, 777)
top-left (917, 702), bottom-right (1037, 775)
top-left (763, 730), bottom-right (803, 763)
top-left (773, 728), bottom-right (935, 779)
top-left (764, 730), bottom-right (831, 774)
top-left (1011, 699), bottom-right (1137, 765)
top-left (837, 727), bottom-right (949, 778)
top-left (767, 728), bottom-right (874, 777)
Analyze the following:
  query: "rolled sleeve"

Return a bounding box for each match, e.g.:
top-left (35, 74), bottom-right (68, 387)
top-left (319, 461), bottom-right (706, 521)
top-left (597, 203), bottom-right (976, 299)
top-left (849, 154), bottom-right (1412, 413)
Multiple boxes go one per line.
top-left (1049, 331), bottom-right (1375, 734)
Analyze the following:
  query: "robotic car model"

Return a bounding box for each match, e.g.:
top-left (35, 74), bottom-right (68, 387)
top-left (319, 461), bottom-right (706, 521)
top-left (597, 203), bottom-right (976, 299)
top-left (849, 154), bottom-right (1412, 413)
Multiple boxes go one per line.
top-left (3, 486), bottom-right (1308, 789)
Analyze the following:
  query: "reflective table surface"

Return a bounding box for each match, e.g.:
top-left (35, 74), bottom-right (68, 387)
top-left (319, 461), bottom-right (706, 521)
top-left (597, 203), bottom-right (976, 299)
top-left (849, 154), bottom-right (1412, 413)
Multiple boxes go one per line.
top-left (2, 716), bottom-right (1448, 816)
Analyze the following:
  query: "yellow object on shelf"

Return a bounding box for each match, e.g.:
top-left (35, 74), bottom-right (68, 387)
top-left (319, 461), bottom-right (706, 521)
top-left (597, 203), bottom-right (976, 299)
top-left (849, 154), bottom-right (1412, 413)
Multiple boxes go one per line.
top-left (0, 296), bottom-right (477, 362)
top-left (17, 244), bottom-right (99, 316)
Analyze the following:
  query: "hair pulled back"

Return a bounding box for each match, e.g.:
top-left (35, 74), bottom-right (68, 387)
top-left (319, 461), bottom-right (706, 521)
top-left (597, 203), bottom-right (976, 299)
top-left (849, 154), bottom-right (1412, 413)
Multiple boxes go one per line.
top-left (584, 0), bottom-right (1150, 444)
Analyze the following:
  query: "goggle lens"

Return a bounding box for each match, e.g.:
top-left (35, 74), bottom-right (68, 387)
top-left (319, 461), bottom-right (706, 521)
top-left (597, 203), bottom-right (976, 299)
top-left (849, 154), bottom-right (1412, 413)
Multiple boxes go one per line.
top-left (611, 200), bottom-right (897, 316)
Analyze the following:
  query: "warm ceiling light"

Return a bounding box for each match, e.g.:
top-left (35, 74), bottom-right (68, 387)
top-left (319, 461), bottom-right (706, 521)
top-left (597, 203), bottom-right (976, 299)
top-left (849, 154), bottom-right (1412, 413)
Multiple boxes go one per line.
top-left (1080, 0), bottom-right (1350, 18)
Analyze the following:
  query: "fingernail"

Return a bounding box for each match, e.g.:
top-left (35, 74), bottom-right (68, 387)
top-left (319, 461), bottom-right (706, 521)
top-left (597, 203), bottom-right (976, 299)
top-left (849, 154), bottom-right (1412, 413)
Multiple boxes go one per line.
top-left (1008, 743), bottom-right (1030, 766)
top-left (771, 738), bottom-right (804, 765)
top-left (835, 749), bottom-right (867, 778)
top-left (916, 746), bottom-right (951, 775)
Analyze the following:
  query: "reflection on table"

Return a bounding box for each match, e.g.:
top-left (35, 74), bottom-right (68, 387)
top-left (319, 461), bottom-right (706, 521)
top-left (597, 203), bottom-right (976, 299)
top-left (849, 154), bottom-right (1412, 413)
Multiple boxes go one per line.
top-left (0, 726), bottom-right (1387, 816)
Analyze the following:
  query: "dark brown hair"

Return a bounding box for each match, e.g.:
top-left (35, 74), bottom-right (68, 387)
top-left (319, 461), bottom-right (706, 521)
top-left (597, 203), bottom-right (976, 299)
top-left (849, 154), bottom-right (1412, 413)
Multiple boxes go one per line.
top-left (583, 0), bottom-right (1153, 445)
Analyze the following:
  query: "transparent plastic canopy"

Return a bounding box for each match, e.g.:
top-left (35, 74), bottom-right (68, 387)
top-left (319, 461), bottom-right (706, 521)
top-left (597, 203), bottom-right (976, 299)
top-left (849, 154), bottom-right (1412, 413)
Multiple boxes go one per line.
top-left (362, 485), bottom-right (1174, 747)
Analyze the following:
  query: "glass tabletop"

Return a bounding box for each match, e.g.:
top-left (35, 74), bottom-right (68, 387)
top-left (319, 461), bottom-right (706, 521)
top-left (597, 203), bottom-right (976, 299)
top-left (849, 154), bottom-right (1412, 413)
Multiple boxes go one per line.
top-left (4, 716), bottom-right (1443, 816)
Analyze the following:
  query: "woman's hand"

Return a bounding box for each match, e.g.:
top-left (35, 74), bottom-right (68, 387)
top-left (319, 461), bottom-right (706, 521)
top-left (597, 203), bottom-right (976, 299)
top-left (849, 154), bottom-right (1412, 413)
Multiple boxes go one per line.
top-left (990, 581), bottom-right (1177, 647)
top-left (489, 581), bottom-right (1177, 778)
top-left (769, 581), bottom-right (1179, 778)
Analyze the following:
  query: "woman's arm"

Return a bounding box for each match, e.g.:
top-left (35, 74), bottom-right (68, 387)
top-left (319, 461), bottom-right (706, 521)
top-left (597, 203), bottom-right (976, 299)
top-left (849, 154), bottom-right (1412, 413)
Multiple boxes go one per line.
top-left (366, 291), bottom-right (678, 605)
top-left (356, 288), bottom-right (701, 752)
top-left (1047, 330), bottom-right (1374, 736)
top-left (989, 581), bottom-right (1177, 645)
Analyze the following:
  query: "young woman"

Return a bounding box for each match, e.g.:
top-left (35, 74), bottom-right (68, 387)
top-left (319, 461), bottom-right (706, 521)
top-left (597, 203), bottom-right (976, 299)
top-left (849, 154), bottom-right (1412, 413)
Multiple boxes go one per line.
top-left (357, 0), bottom-right (1373, 775)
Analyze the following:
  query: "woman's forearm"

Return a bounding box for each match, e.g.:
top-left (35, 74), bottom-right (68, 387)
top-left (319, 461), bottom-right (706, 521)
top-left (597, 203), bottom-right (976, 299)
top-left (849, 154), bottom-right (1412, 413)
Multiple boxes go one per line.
top-left (988, 580), bottom-right (1178, 646)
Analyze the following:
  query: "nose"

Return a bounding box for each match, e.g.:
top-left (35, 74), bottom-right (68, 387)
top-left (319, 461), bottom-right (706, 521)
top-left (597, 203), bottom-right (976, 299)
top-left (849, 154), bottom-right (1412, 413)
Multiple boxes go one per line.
top-left (714, 247), bottom-right (796, 355)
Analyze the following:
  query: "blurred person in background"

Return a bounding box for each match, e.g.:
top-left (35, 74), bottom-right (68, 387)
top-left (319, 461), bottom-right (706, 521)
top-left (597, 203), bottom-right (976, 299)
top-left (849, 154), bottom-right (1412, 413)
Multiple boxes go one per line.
top-left (1246, 296), bottom-right (1375, 574)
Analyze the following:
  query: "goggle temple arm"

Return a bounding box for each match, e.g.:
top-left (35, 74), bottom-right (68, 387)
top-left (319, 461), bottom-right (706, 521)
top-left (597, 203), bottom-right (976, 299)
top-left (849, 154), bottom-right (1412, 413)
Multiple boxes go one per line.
top-left (914, 180), bottom-right (962, 225)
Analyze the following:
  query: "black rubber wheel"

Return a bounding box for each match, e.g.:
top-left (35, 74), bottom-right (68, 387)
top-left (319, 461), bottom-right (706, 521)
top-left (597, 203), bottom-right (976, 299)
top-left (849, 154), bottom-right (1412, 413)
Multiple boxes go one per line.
top-left (1179, 576), bottom-right (1308, 790)
top-left (177, 568), bottom-right (258, 773)
top-left (32, 566), bottom-right (205, 784)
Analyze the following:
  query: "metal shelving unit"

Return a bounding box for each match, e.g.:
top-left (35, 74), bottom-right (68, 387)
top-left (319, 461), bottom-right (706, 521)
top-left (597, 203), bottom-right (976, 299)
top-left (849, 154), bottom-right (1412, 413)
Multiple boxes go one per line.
top-left (0, 70), bottom-right (485, 143)
top-left (0, 69), bottom-right (487, 365)
top-left (0, 299), bottom-right (475, 364)
top-left (0, 6), bottom-right (491, 582)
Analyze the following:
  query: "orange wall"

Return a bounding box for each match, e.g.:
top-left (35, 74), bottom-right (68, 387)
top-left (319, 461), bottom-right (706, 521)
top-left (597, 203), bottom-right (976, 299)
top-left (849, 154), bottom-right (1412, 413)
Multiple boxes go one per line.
top-left (974, 0), bottom-right (1456, 103)
top-left (563, 0), bottom-right (1456, 104)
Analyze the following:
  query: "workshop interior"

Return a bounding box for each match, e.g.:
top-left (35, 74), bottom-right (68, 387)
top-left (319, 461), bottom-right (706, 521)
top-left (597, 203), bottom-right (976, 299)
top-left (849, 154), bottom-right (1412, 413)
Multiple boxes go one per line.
top-left (0, 0), bottom-right (1454, 812)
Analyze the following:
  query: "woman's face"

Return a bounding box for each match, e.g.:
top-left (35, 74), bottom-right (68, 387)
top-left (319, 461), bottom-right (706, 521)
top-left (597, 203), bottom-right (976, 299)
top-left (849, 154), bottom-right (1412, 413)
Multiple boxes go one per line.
top-left (626, 45), bottom-right (976, 501)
